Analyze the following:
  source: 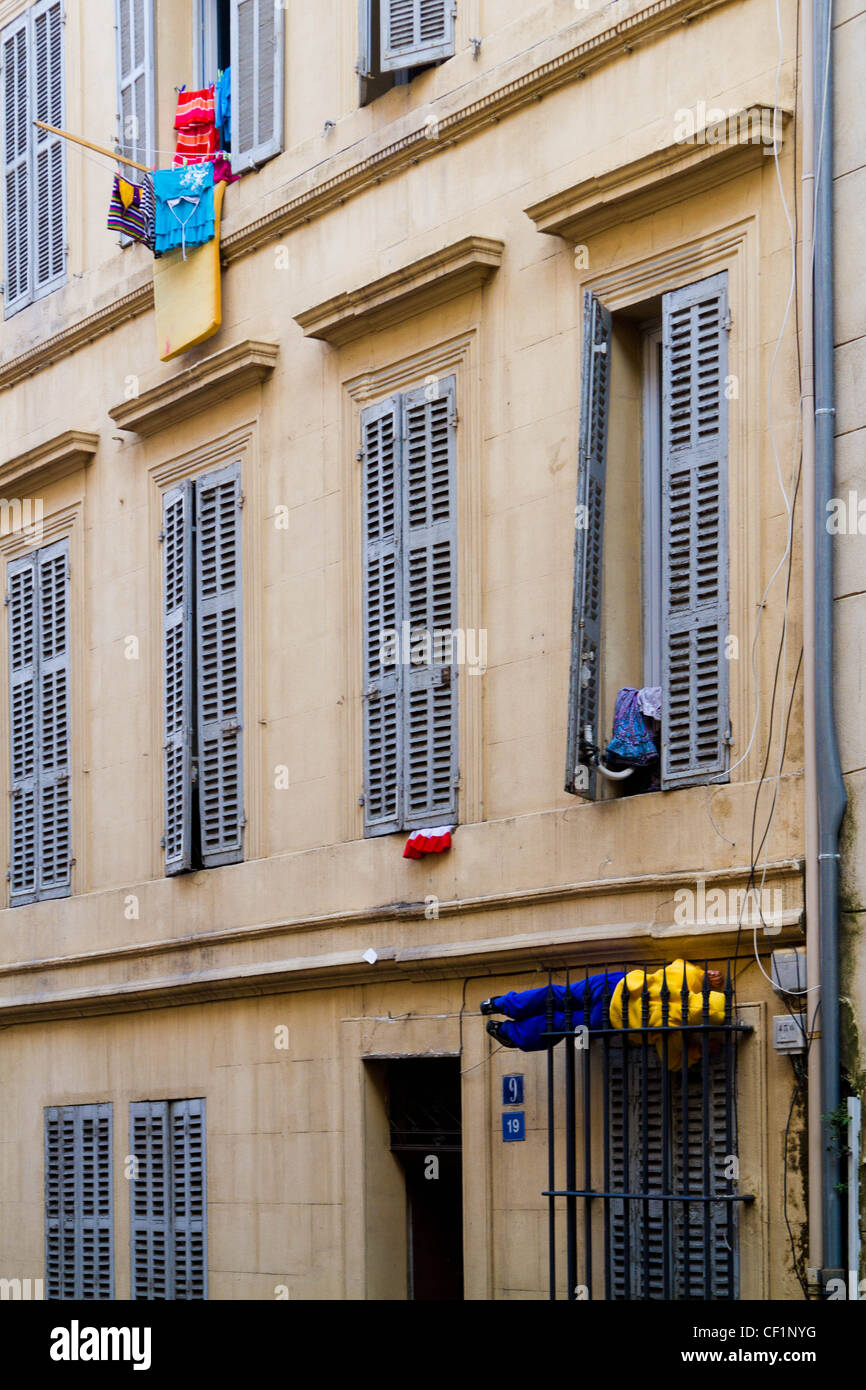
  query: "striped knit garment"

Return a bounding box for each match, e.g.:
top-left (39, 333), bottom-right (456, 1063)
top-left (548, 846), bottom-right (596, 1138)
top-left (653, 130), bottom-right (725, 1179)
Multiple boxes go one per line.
top-left (106, 173), bottom-right (154, 246)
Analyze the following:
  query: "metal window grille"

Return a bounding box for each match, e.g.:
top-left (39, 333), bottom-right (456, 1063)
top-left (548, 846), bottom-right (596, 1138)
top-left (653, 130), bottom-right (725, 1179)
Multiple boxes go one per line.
top-left (543, 961), bottom-right (753, 1300)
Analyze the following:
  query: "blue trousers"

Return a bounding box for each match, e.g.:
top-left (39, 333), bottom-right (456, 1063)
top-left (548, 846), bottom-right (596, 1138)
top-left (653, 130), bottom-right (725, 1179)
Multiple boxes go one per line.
top-left (491, 973), bottom-right (625, 1052)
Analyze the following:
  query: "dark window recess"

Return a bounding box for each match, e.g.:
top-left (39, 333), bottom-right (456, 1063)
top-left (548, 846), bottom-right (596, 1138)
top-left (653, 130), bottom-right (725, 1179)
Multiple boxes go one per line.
top-left (215, 0), bottom-right (231, 72)
top-left (543, 963), bottom-right (752, 1300)
top-left (387, 1058), bottom-right (464, 1301)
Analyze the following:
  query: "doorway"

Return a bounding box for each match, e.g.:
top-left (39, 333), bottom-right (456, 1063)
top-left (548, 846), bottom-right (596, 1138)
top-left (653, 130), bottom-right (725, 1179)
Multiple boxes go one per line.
top-left (365, 1056), bottom-right (464, 1300)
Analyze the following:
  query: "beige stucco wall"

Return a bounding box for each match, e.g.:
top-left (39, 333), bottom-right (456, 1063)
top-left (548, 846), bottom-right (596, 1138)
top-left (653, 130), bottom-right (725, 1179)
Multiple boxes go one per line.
top-left (0, 0), bottom-right (812, 1297)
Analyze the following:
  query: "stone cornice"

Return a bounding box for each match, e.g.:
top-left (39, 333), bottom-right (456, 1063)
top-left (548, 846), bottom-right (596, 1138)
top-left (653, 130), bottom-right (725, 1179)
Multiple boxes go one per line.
top-left (0, 429), bottom-right (100, 493)
top-left (108, 339), bottom-right (279, 436)
top-left (0, 283), bottom-right (153, 394)
top-left (0, 858), bottom-right (804, 1022)
top-left (525, 106), bottom-right (791, 243)
top-left (295, 237), bottom-right (504, 346)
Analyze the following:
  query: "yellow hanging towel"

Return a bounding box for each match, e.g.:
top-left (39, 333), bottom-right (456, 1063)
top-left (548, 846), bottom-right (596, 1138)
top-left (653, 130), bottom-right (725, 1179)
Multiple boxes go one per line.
top-left (609, 959), bottom-right (727, 1068)
top-left (153, 179), bottom-right (226, 362)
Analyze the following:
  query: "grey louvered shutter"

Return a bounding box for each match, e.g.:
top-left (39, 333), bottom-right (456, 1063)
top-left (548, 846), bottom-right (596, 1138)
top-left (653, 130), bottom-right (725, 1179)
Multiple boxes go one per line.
top-left (31, 0), bottom-right (65, 297)
top-left (171, 1099), bottom-right (207, 1299)
top-left (361, 395), bottom-right (403, 836)
top-left (231, 0), bottom-right (284, 173)
top-left (2, 12), bottom-right (32, 315)
top-left (380, 0), bottom-right (455, 72)
top-left (8, 553), bottom-right (38, 904)
top-left (114, 0), bottom-right (154, 176)
top-left (565, 291), bottom-right (611, 798)
top-left (671, 1052), bottom-right (738, 1298)
top-left (162, 484), bottom-right (194, 874)
top-left (660, 273), bottom-right (729, 788)
top-left (130, 1101), bottom-right (170, 1299)
top-left (37, 540), bottom-right (71, 899)
top-left (401, 379), bottom-right (458, 829)
top-left (195, 463), bottom-right (244, 867)
top-left (608, 1047), bottom-right (667, 1299)
top-left (45, 1104), bottom-right (113, 1301)
top-left (357, 0), bottom-right (374, 78)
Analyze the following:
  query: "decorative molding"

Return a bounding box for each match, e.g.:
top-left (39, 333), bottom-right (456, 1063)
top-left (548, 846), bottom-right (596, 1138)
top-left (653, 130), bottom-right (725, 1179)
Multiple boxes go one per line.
top-left (108, 339), bottom-right (279, 436)
top-left (295, 237), bottom-right (504, 347)
top-left (0, 429), bottom-right (99, 493)
top-left (0, 283), bottom-right (153, 393)
top-left (524, 107), bottom-right (791, 243)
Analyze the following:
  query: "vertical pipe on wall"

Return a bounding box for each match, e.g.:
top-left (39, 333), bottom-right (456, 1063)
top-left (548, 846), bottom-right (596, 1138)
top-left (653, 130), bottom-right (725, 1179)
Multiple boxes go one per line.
top-left (813, 0), bottom-right (847, 1280)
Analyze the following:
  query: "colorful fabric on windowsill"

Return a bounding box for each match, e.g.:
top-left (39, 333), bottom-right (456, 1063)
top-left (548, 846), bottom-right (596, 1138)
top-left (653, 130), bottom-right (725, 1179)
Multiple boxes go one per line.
top-left (402, 826), bottom-right (454, 859)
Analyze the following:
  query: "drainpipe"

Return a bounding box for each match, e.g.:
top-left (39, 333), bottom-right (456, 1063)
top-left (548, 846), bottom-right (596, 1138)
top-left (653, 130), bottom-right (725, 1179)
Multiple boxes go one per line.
top-left (801, 0), bottom-right (822, 1286)
top-left (813, 0), bottom-right (847, 1285)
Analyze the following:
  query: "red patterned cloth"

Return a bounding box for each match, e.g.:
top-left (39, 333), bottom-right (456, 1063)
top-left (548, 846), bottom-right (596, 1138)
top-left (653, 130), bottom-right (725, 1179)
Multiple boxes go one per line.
top-left (174, 87), bottom-right (216, 128)
top-left (173, 126), bottom-right (219, 166)
top-left (402, 826), bottom-right (454, 859)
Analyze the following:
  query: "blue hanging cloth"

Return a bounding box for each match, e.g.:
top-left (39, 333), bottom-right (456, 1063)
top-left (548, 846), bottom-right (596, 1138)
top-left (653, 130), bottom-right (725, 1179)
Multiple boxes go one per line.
top-left (215, 66), bottom-right (232, 147)
top-left (151, 163), bottom-right (215, 258)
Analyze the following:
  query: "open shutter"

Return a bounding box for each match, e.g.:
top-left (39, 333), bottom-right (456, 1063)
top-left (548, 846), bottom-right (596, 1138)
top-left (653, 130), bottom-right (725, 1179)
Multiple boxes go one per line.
top-left (114, 0), bottom-right (154, 175)
top-left (401, 379), bottom-right (458, 829)
top-left (163, 483), bottom-right (194, 874)
top-left (130, 1101), bottom-right (170, 1299)
top-left (37, 539), bottom-right (71, 899)
top-left (45, 1104), bottom-right (113, 1301)
top-left (8, 553), bottom-right (38, 905)
top-left (2, 12), bottom-right (32, 315)
top-left (565, 291), bottom-right (611, 797)
top-left (380, 0), bottom-right (455, 72)
top-left (231, 0), bottom-right (284, 173)
top-left (358, 0), bottom-right (374, 79)
top-left (361, 396), bottom-right (403, 836)
top-left (660, 273), bottom-right (729, 788)
top-left (171, 1099), bottom-right (207, 1299)
top-left (195, 463), bottom-right (244, 867)
top-left (31, 0), bottom-right (65, 297)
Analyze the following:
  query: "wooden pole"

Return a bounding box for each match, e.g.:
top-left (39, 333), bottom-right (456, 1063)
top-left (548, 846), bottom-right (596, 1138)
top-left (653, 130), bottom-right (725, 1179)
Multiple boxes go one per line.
top-left (34, 120), bottom-right (151, 174)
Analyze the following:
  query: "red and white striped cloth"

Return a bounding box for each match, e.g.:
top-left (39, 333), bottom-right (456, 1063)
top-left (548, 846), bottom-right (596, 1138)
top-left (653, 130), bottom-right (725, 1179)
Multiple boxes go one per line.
top-left (402, 826), bottom-right (454, 859)
top-left (174, 88), bottom-right (216, 128)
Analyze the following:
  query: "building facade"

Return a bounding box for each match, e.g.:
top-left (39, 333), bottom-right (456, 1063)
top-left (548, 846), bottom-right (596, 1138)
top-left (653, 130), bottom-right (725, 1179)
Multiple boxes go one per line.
top-left (0, 0), bottom-right (834, 1299)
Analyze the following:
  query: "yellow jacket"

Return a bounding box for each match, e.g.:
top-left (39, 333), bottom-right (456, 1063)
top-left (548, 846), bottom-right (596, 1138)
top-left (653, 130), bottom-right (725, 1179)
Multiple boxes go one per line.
top-left (609, 959), bottom-right (726, 1068)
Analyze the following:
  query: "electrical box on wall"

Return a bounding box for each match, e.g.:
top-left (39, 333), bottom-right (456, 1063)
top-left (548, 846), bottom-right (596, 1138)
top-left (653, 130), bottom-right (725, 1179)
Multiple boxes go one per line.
top-left (773, 1013), bottom-right (807, 1054)
top-left (771, 946), bottom-right (807, 996)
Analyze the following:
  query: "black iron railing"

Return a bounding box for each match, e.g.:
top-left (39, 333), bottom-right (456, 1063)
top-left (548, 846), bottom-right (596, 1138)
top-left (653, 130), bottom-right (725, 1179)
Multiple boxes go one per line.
top-left (542, 962), bottom-right (754, 1300)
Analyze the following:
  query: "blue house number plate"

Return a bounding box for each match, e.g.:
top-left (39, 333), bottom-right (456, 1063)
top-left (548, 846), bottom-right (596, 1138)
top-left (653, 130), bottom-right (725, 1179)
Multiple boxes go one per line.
top-left (502, 1074), bottom-right (524, 1106)
top-left (502, 1112), bottom-right (525, 1142)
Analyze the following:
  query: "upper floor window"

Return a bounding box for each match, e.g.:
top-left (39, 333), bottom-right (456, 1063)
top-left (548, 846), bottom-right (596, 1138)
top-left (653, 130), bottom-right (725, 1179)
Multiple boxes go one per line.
top-left (1, 0), bottom-right (66, 318)
top-left (114, 0), bottom-right (155, 177)
top-left (196, 0), bottom-right (284, 172)
top-left (566, 273), bottom-right (731, 799)
top-left (7, 538), bottom-right (71, 905)
top-left (358, 0), bottom-right (456, 106)
top-left (360, 378), bottom-right (459, 836)
top-left (162, 463), bottom-right (244, 875)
